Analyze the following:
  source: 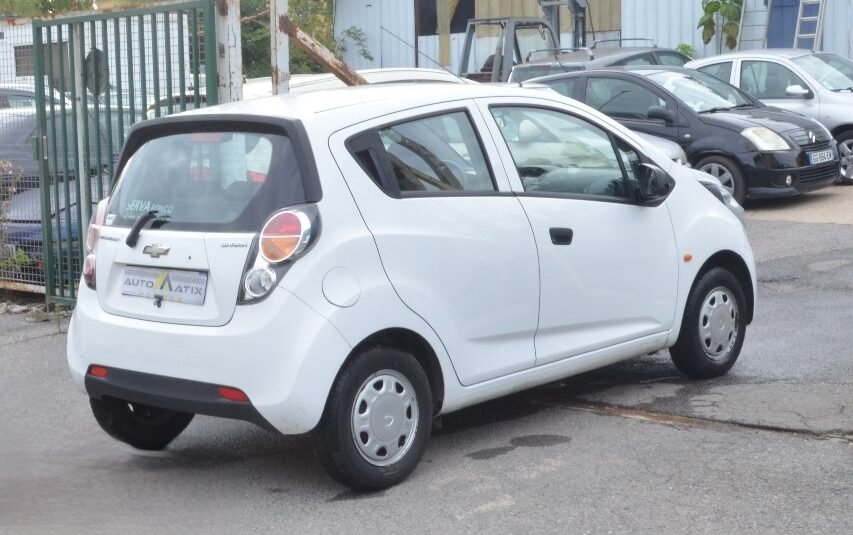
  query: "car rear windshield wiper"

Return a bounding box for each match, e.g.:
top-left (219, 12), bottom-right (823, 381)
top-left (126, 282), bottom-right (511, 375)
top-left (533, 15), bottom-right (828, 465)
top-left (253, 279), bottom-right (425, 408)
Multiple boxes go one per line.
top-left (125, 210), bottom-right (170, 248)
top-left (699, 103), bottom-right (753, 114)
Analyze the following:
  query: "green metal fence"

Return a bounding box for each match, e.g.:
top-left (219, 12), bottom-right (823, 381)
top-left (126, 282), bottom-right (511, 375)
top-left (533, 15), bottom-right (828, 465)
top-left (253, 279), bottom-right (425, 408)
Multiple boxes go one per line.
top-left (30, 1), bottom-right (218, 305)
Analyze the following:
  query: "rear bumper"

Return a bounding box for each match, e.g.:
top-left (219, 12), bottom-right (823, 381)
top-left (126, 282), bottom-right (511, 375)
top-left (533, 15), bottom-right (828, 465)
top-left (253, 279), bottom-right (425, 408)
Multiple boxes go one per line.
top-left (67, 284), bottom-right (352, 434)
top-left (85, 366), bottom-right (274, 430)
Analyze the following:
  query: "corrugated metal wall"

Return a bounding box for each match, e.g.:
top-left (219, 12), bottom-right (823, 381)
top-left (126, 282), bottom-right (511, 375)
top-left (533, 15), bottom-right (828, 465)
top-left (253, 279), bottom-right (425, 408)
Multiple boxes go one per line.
top-left (622, 0), bottom-right (852, 59)
top-left (334, 0), bottom-right (415, 69)
top-left (823, 0), bottom-right (853, 59)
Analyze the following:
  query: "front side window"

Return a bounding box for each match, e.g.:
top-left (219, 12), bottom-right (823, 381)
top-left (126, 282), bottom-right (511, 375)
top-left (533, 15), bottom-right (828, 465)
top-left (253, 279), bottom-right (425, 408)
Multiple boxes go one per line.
top-left (377, 111), bottom-right (495, 194)
top-left (740, 61), bottom-right (808, 99)
top-left (108, 131), bottom-right (305, 231)
top-left (585, 77), bottom-right (669, 120)
top-left (697, 61), bottom-right (734, 83)
top-left (791, 53), bottom-right (853, 91)
top-left (490, 106), bottom-right (630, 199)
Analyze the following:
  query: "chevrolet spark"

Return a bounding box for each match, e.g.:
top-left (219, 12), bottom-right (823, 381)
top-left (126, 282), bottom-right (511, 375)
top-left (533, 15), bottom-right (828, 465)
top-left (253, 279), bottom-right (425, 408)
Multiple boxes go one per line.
top-left (68, 84), bottom-right (756, 490)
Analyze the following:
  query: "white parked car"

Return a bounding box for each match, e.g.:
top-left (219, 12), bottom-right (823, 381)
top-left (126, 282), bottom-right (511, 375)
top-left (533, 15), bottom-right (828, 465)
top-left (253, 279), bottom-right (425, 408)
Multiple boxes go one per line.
top-left (68, 83), bottom-right (756, 489)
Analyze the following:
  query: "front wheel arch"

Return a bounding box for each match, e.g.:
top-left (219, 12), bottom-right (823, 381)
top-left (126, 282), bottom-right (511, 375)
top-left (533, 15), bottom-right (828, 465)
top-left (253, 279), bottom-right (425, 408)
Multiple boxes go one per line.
top-left (692, 250), bottom-right (754, 325)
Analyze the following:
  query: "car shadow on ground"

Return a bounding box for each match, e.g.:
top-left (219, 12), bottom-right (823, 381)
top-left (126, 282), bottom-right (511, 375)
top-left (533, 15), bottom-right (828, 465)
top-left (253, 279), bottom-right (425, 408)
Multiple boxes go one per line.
top-left (96, 354), bottom-right (692, 496)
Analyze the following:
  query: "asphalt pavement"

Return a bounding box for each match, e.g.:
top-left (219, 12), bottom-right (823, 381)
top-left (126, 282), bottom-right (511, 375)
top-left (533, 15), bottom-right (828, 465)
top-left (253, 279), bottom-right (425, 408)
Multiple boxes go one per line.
top-left (1, 189), bottom-right (852, 534)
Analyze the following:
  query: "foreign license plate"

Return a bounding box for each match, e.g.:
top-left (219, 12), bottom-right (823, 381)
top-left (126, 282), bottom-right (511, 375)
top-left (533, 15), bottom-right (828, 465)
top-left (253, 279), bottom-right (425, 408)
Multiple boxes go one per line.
top-left (808, 149), bottom-right (834, 165)
top-left (121, 266), bottom-right (208, 305)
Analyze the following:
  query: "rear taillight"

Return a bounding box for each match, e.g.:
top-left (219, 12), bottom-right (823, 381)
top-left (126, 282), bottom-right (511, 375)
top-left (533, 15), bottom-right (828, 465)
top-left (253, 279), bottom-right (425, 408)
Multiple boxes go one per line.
top-left (259, 210), bottom-right (312, 263)
top-left (83, 198), bottom-right (109, 290)
top-left (239, 206), bottom-right (318, 303)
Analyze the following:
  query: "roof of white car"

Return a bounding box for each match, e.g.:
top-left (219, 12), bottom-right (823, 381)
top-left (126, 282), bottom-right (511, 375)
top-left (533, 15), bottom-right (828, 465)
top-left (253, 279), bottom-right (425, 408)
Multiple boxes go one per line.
top-left (182, 82), bottom-right (548, 124)
top-left (688, 48), bottom-right (813, 64)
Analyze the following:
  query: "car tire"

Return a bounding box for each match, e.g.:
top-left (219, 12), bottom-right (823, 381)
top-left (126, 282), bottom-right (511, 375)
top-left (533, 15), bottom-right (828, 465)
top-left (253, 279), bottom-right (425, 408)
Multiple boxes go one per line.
top-left (697, 155), bottom-right (747, 205)
top-left (90, 397), bottom-right (194, 450)
top-left (836, 131), bottom-right (853, 185)
top-left (313, 347), bottom-right (433, 490)
top-left (669, 267), bottom-right (747, 379)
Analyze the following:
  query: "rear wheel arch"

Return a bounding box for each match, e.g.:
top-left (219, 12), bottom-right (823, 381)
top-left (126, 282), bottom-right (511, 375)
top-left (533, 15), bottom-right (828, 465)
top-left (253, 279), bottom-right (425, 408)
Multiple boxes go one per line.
top-left (342, 328), bottom-right (445, 415)
top-left (693, 250), bottom-right (754, 324)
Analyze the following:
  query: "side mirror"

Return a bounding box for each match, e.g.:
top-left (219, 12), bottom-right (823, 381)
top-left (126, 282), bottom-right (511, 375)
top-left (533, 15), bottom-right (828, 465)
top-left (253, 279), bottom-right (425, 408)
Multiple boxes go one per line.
top-left (636, 163), bottom-right (674, 204)
top-left (785, 84), bottom-right (811, 98)
top-left (647, 105), bottom-right (674, 123)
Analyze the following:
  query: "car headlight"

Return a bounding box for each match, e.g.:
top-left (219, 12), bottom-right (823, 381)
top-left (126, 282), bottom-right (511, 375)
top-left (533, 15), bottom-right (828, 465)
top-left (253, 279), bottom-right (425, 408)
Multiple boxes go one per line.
top-left (741, 127), bottom-right (790, 151)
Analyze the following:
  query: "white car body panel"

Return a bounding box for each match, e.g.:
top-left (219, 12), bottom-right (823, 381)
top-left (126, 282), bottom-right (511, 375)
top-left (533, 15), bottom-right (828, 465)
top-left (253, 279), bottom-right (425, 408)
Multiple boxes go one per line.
top-left (68, 83), bottom-right (756, 437)
top-left (326, 101), bottom-right (540, 385)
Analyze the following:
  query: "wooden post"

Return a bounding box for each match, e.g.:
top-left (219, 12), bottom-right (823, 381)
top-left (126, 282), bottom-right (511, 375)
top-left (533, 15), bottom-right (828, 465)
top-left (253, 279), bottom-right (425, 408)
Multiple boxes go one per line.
top-left (270, 0), bottom-right (289, 94)
top-left (437, 0), bottom-right (451, 67)
top-left (214, 0), bottom-right (243, 102)
top-left (280, 16), bottom-right (369, 86)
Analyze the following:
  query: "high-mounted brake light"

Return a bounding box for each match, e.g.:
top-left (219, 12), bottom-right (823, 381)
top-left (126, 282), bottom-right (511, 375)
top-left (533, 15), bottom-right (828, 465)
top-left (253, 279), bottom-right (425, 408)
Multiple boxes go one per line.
top-left (259, 210), bottom-right (312, 264)
top-left (83, 198), bottom-right (109, 290)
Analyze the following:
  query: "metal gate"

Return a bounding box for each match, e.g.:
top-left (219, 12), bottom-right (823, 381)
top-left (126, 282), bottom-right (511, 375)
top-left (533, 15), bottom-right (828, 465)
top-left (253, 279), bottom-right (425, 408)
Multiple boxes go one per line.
top-left (30, 0), bottom-right (218, 305)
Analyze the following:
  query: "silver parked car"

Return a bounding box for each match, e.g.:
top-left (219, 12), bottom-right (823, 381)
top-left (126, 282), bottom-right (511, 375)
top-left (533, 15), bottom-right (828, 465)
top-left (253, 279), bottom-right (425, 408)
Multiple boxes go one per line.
top-left (686, 49), bottom-right (853, 183)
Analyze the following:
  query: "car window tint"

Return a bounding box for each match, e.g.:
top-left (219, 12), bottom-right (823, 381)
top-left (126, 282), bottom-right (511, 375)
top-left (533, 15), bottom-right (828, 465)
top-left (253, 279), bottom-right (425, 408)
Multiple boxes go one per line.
top-left (697, 62), bottom-right (733, 82)
top-left (544, 78), bottom-right (579, 98)
top-left (613, 52), bottom-right (655, 66)
top-left (657, 52), bottom-right (688, 66)
top-left (377, 111), bottom-right (495, 194)
top-left (490, 106), bottom-right (629, 199)
top-left (585, 78), bottom-right (669, 120)
top-left (740, 61), bottom-right (807, 99)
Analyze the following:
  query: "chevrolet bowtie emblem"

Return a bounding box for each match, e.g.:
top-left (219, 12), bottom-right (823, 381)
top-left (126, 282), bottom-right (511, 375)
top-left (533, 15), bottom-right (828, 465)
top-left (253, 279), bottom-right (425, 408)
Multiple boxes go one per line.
top-left (142, 244), bottom-right (170, 258)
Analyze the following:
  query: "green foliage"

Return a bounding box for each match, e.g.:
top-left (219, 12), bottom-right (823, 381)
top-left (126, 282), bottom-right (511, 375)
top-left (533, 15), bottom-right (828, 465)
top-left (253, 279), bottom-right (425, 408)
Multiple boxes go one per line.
top-left (0, 0), bottom-right (94, 17)
top-left (676, 43), bottom-right (697, 59)
top-left (698, 0), bottom-right (742, 49)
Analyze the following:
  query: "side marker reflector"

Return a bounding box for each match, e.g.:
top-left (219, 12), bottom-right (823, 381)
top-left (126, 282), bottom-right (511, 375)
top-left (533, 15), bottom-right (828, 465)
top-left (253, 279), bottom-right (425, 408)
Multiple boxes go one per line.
top-left (683, 254), bottom-right (693, 263)
top-left (217, 386), bottom-right (249, 403)
top-left (88, 365), bottom-right (109, 378)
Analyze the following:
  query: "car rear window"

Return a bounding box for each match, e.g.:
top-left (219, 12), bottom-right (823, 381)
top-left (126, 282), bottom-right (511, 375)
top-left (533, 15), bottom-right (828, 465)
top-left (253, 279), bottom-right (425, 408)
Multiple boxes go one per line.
top-left (106, 131), bottom-right (305, 232)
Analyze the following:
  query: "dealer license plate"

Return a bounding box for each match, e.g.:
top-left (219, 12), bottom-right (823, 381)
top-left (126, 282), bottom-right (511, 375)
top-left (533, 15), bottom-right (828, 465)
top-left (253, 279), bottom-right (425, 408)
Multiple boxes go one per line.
top-left (808, 149), bottom-right (834, 165)
top-left (121, 266), bottom-right (208, 305)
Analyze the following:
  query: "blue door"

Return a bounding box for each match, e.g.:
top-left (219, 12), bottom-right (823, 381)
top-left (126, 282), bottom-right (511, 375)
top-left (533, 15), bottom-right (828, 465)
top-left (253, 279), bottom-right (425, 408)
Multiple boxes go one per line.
top-left (766, 0), bottom-right (799, 48)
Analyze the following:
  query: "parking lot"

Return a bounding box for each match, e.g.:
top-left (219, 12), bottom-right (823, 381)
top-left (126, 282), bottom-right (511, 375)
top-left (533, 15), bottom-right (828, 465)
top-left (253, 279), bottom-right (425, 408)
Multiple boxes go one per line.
top-left (0, 186), bottom-right (850, 534)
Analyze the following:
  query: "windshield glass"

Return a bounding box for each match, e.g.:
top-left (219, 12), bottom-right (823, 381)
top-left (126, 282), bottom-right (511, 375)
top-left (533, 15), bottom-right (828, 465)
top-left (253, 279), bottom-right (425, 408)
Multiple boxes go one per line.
top-left (646, 70), bottom-right (753, 112)
top-left (792, 53), bottom-right (853, 91)
top-left (515, 25), bottom-right (557, 63)
top-left (107, 131), bottom-right (305, 232)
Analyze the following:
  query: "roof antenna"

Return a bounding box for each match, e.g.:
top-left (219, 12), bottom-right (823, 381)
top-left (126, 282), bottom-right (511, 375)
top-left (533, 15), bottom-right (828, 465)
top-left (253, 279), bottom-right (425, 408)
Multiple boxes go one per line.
top-left (379, 25), bottom-right (468, 84)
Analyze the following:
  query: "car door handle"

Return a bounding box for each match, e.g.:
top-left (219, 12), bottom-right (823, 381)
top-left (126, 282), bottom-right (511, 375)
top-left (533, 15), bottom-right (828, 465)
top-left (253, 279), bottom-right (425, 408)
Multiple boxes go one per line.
top-left (549, 227), bottom-right (573, 245)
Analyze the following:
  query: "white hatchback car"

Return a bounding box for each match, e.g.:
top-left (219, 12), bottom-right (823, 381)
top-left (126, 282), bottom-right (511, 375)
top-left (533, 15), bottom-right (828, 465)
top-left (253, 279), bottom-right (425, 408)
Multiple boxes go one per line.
top-left (68, 83), bottom-right (756, 489)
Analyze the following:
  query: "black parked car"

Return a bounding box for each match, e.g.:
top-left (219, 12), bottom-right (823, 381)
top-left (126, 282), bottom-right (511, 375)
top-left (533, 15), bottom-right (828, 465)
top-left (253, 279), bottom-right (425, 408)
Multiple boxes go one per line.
top-left (528, 66), bottom-right (840, 203)
top-left (508, 40), bottom-right (691, 83)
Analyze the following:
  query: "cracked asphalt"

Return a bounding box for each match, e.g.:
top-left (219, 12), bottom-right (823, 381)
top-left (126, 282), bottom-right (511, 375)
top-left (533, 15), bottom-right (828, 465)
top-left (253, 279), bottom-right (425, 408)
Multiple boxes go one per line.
top-left (1, 189), bottom-right (852, 534)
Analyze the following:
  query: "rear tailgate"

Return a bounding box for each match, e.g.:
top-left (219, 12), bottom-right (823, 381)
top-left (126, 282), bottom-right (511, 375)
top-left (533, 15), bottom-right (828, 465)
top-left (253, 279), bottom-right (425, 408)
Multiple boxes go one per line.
top-left (91, 117), bottom-right (320, 326)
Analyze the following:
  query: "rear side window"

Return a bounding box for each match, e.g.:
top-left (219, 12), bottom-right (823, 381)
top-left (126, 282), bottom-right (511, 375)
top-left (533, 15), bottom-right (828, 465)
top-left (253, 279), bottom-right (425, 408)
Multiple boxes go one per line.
top-left (377, 111), bottom-right (495, 194)
top-left (612, 52), bottom-right (655, 66)
top-left (657, 52), bottom-right (689, 66)
top-left (545, 78), bottom-right (580, 99)
top-left (697, 62), bottom-right (733, 83)
top-left (586, 78), bottom-right (669, 120)
top-left (107, 131), bottom-right (305, 231)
